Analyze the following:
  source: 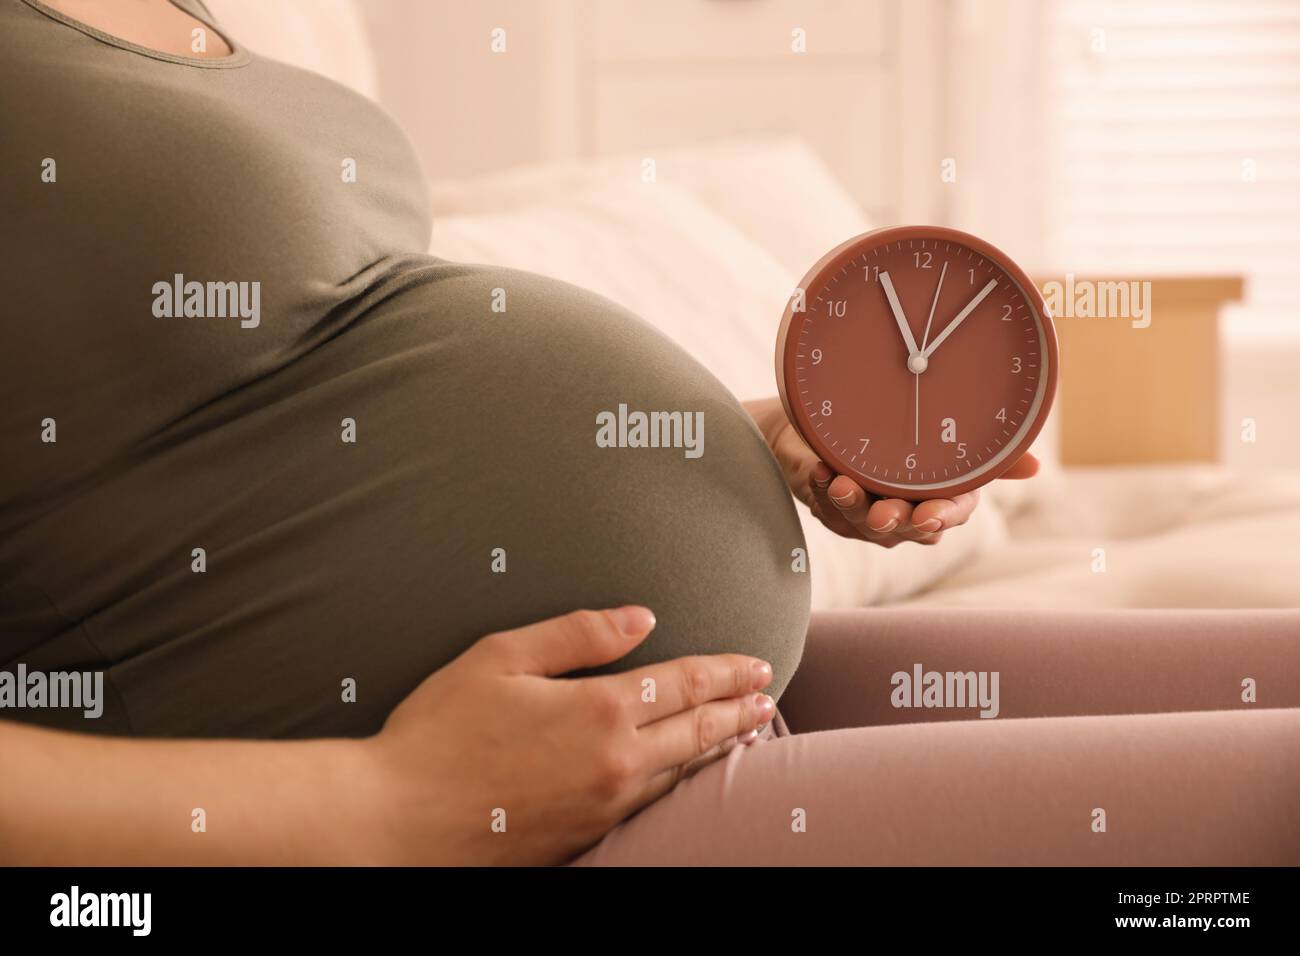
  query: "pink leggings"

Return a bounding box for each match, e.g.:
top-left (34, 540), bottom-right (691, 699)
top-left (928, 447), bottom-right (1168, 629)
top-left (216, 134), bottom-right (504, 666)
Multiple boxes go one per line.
top-left (570, 608), bottom-right (1300, 865)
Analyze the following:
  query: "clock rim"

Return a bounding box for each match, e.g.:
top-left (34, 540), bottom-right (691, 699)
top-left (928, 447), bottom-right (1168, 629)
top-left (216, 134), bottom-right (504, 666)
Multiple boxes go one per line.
top-left (775, 224), bottom-right (1059, 501)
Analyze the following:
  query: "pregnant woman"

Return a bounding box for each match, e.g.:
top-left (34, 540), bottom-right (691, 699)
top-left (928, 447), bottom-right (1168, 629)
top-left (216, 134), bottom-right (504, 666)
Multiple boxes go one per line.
top-left (2, 0), bottom-right (1297, 866)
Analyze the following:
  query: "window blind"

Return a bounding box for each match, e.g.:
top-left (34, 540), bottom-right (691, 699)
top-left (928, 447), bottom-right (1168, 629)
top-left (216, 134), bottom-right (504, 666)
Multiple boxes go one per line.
top-left (1043, 0), bottom-right (1300, 338)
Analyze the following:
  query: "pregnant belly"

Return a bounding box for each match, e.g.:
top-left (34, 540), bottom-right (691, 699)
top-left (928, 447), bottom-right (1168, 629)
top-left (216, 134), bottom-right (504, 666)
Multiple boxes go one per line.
top-left (11, 263), bottom-right (810, 738)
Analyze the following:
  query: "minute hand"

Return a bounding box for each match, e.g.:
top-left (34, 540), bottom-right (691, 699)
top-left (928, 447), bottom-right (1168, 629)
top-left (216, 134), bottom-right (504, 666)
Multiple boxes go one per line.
top-left (921, 278), bottom-right (998, 360)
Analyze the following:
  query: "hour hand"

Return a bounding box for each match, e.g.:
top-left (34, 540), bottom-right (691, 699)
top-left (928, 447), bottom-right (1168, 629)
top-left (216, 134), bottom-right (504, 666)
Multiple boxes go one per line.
top-left (879, 271), bottom-right (920, 358)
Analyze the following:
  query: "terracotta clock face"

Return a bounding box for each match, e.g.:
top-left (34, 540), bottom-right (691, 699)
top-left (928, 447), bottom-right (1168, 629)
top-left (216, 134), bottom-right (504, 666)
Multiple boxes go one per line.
top-left (776, 225), bottom-right (1058, 501)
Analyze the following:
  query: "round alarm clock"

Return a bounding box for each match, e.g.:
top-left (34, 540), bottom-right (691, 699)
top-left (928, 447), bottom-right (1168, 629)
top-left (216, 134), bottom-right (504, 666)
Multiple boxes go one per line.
top-left (776, 225), bottom-right (1058, 501)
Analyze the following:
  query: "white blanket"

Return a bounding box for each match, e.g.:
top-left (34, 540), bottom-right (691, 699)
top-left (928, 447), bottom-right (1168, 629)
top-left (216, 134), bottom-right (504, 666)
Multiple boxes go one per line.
top-left (902, 464), bottom-right (1300, 609)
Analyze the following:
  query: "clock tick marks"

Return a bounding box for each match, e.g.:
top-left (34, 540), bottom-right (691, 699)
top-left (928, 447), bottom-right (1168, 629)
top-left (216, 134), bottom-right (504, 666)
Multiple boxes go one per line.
top-left (782, 228), bottom-right (1053, 498)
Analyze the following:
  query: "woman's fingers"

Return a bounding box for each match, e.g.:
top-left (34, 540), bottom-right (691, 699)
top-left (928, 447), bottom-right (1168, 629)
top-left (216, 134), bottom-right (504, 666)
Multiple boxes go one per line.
top-left (826, 475), bottom-right (872, 527)
top-left (811, 471), bottom-right (867, 537)
top-left (771, 426), bottom-right (823, 508)
top-left (863, 495), bottom-right (914, 534)
top-left (635, 729), bottom-right (757, 809)
top-left (815, 466), bottom-right (1001, 546)
top-left (471, 606), bottom-right (657, 676)
top-left (588, 650), bottom-right (775, 821)
top-left (607, 654), bottom-right (773, 726)
top-left (637, 691), bottom-right (775, 777)
top-left (826, 475), bottom-right (909, 538)
top-left (758, 403), bottom-right (1035, 552)
top-left (809, 459), bottom-right (834, 495)
top-left (909, 489), bottom-right (979, 535)
top-left (825, 475), bottom-right (965, 547)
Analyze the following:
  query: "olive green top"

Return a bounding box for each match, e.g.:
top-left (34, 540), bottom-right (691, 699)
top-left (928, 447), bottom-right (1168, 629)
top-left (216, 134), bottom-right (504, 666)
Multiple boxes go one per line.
top-left (0, 0), bottom-right (810, 737)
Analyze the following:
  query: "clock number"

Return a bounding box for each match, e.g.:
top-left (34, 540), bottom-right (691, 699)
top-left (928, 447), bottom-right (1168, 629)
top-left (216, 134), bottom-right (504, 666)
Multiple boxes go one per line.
top-left (905, 453), bottom-right (917, 470)
top-left (995, 407), bottom-right (1007, 422)
top-left (1011, 356), bottom-right (1022, 373)
top-left (811, 347), bottom-right (824, 365)
top-left (914, 251), bottom-right (932, 269)
top-left (1001, 304), bottom-right (1013, 321)
top-left (821, 400), bottom-right (833, 417)
top-left (827, 300), bottom-right (846, 318)
top-left (858, 438), bottom-right (870, 453)
top-left (863, 265), bottom-right (881, 283)
top-left (968, 268), bottom-right (976, 285)
top-left (956, 442), bottom-right (968, 460)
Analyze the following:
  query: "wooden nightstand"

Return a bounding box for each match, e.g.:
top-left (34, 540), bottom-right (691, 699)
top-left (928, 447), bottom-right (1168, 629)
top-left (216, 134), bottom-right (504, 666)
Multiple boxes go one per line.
top-left (1038, 276), bottom-right (1244, 465)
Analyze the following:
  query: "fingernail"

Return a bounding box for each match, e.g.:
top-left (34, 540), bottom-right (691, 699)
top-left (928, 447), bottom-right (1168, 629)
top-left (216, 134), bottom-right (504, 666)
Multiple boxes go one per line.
top-left (608, 605), bottom-right (656, 636)
top-left (751, 660), bottom-right (773, 688)
top-left (813, 475), bottom-right (831, 489)
top-left (870, 517), bottom-right (899, 533)
top-left (915, 518), bottom-right (942, 533)
top-left (736, 728), bottom-right (760, 745)
top-left (754, 693), bottom-right (776, 716)
top-left (828, 489), bottom-right (855, 506)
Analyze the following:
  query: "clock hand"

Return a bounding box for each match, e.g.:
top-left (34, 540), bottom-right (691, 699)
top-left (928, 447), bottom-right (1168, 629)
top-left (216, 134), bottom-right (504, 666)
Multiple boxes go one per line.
top-left (878, 271), bottom-right (920, 358)
top-left (921, 278), bottom-right (998, 360)
top-left (920, 260), bottom-right (948, 353)
top-left (914, 371), bottom-right (920, 447)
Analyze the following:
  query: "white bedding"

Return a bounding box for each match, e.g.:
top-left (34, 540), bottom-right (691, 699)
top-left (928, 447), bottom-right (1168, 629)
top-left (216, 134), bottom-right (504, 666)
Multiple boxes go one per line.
top-left (900, 464), bottom-right (1300, 609)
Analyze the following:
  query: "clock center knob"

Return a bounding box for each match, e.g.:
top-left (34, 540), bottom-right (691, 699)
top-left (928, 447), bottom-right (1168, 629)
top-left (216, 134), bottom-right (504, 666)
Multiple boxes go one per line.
top-left (907, 353), bottom-right (929, 374)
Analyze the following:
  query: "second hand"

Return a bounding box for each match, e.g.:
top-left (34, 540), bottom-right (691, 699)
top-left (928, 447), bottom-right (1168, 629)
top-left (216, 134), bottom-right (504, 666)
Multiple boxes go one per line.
top-left (915, 260), bottom-right (948, 451)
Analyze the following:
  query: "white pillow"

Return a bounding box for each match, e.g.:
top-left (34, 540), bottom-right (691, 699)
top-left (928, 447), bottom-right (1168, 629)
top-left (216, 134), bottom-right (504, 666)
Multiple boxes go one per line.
top-left (428, 137), bottom-right (871, 280)
top-left (433, 180), bottom-right (779, 401)
top-left (430, 177), bottom-right (1007, 608)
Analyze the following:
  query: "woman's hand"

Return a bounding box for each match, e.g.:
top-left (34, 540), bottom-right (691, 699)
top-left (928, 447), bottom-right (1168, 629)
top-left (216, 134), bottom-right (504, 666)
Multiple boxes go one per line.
top-left (367, 606), bottom-right (775, 866)
top-left (744, 396), bottom-right (1039, 547)
top-left (0, 607), bottom-right (769, 867)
